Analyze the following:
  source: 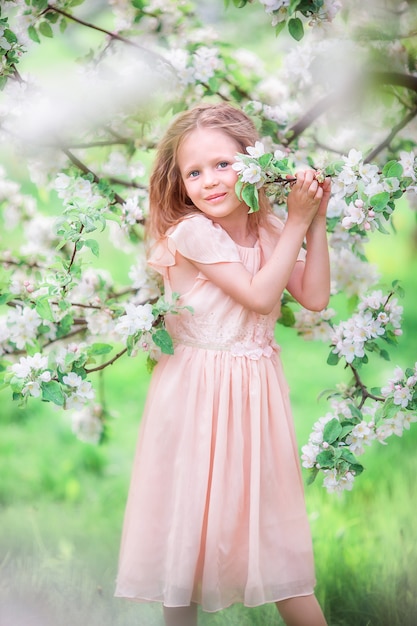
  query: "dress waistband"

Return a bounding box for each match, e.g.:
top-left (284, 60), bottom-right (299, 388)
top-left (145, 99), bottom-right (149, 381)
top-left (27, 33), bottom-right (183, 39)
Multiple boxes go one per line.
top-left (173, 339), bottom-right (279, 360)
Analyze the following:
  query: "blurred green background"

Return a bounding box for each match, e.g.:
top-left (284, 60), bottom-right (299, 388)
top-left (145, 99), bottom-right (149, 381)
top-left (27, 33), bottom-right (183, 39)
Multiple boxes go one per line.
top-left (1, 2), bottom-right (417, 625)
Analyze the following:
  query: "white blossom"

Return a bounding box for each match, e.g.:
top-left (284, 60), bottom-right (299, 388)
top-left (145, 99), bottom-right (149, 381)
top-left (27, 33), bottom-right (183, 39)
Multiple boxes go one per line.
top-left (71, 404), bottom-right (103, 444)
top-left (323, 469), bottom-right (355, 494)
top-left (246, 141), bottom-right (266, 158)
top-left (115, 303), bottom-right (155, 339)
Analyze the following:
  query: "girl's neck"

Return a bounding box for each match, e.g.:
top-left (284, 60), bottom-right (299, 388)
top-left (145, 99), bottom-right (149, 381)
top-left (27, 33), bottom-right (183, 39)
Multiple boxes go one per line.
top-left (212, 214), bottom-right (257, 248)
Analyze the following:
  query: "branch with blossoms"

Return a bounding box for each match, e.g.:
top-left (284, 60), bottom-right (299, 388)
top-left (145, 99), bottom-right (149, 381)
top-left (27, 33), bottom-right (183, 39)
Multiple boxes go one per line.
top-left (1, 294), bottom-right (186, 441)
top-left (234, 142), bottom-right (417, 491)
top-left (300, 286), bottom-right (417, 494)
top-left (228, 0), bottom-right (342, 40)
top-left (233, 141), bottom-right (417, 246)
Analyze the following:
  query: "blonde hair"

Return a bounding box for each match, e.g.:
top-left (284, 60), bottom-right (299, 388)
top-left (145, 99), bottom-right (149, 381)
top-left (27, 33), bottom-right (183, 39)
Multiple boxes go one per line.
top-left (148, 102), bottom-right (273, 239)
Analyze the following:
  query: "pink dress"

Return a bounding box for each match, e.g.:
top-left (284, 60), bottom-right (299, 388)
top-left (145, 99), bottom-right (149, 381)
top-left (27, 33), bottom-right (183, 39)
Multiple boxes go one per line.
top-left (115, 213), bottom-right (316, 612)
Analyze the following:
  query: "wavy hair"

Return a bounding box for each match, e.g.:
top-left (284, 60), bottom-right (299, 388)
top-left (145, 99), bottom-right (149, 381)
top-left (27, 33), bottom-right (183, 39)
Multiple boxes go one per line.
top-left (147, 102), bottom-right (273, 239)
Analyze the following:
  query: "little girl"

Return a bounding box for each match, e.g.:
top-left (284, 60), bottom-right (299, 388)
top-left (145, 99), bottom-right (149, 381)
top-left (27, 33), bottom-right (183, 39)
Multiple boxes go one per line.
top-left (115, 103), bottom-right (331, 626)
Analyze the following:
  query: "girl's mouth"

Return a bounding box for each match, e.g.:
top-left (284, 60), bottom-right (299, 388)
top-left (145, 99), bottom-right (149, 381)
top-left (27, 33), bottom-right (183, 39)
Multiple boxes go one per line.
top-left (205, 193), bottom-right (226, 202)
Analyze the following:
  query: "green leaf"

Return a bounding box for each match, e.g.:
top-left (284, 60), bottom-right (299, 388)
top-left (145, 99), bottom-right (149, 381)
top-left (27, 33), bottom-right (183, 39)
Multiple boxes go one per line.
top-left (35, 299), bottom-right (54, 323)
top-left (340, 448), bottom-right (359, 465)
top-left (235, 179), bottom-right (244, 201)
top-left (56, 313), bottom-right (73, 338)
top-left (289, 0), bottom-right (302, 14)
top-left (38, 21), bottom-right (54, 38)
top-left (288, 17), bottom-right (304, 41)
top-left (4, 28), bottom-right (17, 44)
top-left (241, 184), bottom-right (259, 213)
top-left (0, 292), bottom-right (13, 305)
top-left (382, 160), bottom-right (403, 179)
top-left (382, 398), bottom-right (400, 420)
top-left (306, 466), bottom-right (319, 485)
top-left (340, 423), bottom-right (355, 438)
top-left (323, 418), bottom-right (342, 444)
top-left (87, 343), bottom-right (113, 356)
top-left (27, 25), bottom-right (40, 44)
top-left (258, 153), bottom-right (273, 168)
top-left (84, 238), bottom-right (100, 257)
top-left (41, 380), bottom-right (65, 406)
top-left (316, 449), bottom-right (335, 469)
top-left (275, 20), bottom-right (286, 37)
top-left (379, 349), bottom-right (390, 361)
top-left (350, 463), bottom-right (364, 476)
top-left (152, 329), bottom-right (174, 355)
top-left (348, 404), bottom-right (362, 421)
top-left (59, 18), bottom-right (68, 33)
top-left (370, 191), bottom-right (390, 212)
top-left (32, 0), bottom-right (49, 10)
top-left (327, 350), bottom-right (340, 366)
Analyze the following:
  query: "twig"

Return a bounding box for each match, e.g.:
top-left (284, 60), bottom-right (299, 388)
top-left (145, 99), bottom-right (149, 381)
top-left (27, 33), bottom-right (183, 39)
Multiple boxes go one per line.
top-left (45, 4), bottom-right (174, 72)
top-left (364, 106), bottom-right (417, 163)
top-left (349, 364), bottom-right (385, 408)
top-left (286, 71), bottom-right (417, 145)
top-left (62, 148), bottom-right (128, 207)
top-left (85, 347), bottom-right (128, 373)
top-left (66, 224), bottom-right (84, 279)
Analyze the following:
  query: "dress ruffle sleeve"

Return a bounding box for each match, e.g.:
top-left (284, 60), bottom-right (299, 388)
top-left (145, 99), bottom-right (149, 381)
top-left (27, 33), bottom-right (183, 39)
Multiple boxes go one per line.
top-left (148, 214), bottom-right (241, 274)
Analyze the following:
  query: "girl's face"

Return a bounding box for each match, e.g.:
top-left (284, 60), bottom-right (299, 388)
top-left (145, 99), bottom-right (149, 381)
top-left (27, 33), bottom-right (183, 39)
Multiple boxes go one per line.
top-left (177, 127), bottom-right (247, 225)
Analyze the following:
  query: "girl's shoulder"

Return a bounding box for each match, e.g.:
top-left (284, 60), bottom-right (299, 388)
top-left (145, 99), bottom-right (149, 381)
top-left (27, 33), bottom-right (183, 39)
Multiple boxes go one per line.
top-left (166, 212), bottom-right (213, 237)
top-left (149, 213), bottom-right (241, 271)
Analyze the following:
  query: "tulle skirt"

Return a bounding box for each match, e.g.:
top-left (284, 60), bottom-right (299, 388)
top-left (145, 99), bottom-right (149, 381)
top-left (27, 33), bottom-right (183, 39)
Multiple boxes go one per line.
top-left (115, 345), bottom-right (315, 612)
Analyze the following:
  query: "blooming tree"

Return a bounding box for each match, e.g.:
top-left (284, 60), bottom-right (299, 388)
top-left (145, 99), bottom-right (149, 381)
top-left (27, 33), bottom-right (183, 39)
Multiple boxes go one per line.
top-left (0, 0), bottom-right (416, 489)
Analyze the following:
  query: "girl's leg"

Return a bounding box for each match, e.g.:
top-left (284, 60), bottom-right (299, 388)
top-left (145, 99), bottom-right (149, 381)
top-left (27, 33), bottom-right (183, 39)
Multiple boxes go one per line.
top-left (163, 602), bottom-right (198, 626)
top-left (276, 594), bottom-right (327, 626)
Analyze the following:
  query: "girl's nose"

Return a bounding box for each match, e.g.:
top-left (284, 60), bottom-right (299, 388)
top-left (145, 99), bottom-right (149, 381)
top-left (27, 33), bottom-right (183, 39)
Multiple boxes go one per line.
top-left (203, 171), bottom-right (218, 188)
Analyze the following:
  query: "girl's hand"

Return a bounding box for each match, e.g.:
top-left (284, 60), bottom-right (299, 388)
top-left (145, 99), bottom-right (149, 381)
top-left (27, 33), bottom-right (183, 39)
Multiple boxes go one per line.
top-left (315, 175), bottom-right (332, 218)
top-left (286, 169), bottom-right (323, 226)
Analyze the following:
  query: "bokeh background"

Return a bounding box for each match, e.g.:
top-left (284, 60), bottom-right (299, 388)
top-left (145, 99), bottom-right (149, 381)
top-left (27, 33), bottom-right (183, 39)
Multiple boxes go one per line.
top-left (1, 2), bottom-right (417, 625)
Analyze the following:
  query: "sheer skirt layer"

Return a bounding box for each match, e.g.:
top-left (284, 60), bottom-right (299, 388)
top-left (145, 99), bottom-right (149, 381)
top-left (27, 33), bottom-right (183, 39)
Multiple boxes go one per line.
top-left (115, 345), bottom-right (316, 612)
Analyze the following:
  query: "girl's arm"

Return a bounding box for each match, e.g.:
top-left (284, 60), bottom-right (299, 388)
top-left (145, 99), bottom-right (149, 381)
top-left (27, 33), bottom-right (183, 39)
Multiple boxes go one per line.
top-left (187, 170), bottom-right (327, 315)
top-left (286, 177), bottom-right (331, 311)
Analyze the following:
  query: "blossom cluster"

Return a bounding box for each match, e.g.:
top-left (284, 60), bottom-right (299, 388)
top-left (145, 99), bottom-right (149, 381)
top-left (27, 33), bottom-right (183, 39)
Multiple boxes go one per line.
top-left (302, 362), bottom-right (417, 493)
top-left (170, 46), bottom-right (223, 86)
top-left (329, 289), bottom-right (403, 365)
top-left (328, 149), bottom-right (416, 236)
top-left (233, 141), bottom-right (294, 212)
top-left (293, 307), bottom-right (335, 342)
top-left (257, 0), bottom-right (342, 31)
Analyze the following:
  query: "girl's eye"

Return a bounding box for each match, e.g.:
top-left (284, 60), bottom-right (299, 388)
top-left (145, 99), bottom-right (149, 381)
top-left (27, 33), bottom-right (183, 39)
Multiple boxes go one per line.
top-left (188, 170), bottom-right (199, 178)
top-left (218, 161), bottom-right (229, 169)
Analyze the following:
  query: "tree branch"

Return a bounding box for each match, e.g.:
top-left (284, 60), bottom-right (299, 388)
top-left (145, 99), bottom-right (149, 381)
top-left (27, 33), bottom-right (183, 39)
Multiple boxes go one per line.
top-left (45, 4), bottom-right (174, 72)
top-left (66, 224), bottom-right (84, 280)
top-left (85, 347), bottom-right (128, 373)
top-left (349, 364), bottom-right (385, 409)
top-left (364, 105), bottom-right (417, 163)
top-left (61, 148), bottom-right (129, 208)
top-left (286, 71), bottom-right (417, 145)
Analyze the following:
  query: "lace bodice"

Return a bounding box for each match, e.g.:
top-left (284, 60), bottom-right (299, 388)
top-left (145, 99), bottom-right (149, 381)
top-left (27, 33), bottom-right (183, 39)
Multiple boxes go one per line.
top-left (148, 213), bottom-right (305, 358)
